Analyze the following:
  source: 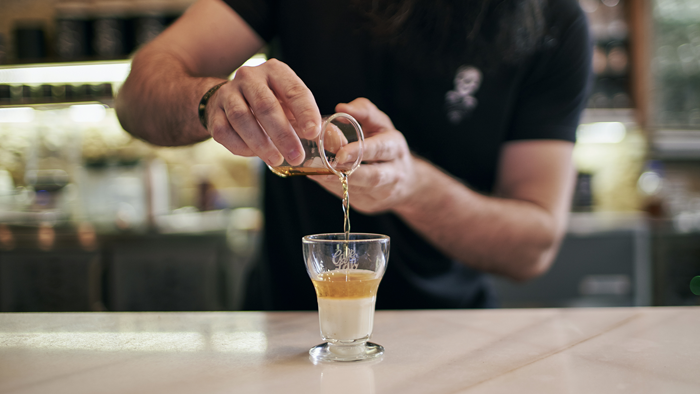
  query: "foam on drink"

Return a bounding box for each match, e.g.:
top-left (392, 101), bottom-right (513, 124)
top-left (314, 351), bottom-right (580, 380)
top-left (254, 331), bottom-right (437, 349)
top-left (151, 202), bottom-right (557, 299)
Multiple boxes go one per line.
top-left (311, 269), bottom-right (381, 341)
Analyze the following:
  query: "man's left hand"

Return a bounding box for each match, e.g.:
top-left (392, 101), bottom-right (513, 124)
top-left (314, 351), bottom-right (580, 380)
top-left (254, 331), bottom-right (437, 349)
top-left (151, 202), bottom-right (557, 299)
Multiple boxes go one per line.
top-left (308, 98), bottom-right (417, 215)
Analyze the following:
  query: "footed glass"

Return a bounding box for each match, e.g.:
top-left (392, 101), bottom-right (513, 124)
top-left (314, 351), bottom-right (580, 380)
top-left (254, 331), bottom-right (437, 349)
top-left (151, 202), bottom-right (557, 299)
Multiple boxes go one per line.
top-left (302, 233), bottom-right (389, 362)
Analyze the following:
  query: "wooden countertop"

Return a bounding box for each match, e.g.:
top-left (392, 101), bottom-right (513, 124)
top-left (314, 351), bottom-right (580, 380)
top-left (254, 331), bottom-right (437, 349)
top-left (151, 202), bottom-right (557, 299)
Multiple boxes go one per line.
top-left (1, 307), bottom-right (699, 393)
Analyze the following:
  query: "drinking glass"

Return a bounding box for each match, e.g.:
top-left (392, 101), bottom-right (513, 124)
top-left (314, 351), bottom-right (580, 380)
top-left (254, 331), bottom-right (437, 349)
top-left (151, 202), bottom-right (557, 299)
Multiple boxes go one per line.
top-left (302, 233), bottom-right (389, 362)
top-left (269, 113), bottom-right (364, 177)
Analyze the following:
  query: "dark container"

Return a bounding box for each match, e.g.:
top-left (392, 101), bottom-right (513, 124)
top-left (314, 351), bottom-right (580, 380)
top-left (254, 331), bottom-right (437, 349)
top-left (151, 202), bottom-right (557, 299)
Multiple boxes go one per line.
top-left (13, 21), bottom-right (47, 61)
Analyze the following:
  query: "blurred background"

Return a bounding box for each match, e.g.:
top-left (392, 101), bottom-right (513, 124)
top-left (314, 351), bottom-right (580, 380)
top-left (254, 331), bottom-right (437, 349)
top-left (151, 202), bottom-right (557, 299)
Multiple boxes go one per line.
top-left (0, 0), bottom-right (698, 312)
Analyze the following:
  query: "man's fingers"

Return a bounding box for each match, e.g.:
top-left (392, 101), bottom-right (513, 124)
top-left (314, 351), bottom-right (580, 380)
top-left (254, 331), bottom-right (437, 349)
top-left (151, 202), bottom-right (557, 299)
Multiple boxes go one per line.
top-left (266, 59), bottom-right (322, 140)
top-left (236, 68), bottom-right (305, 166)
top-left (359, 131), bottom-right (404, 163)
top-left (335, 141), bottom-right (361, 165)
top-left (350, 165), bottom-right (390, 189)
top-left (221, 91), bottom-right (284, 166)
top-left (346, 162), bottom-right (397, 189)
top-left (322, 123), bottom-right (350, 154)
top-left (309, 163), bottom-right (396, 200)
top-left (213, 59), bottom-right (322, 167)
top-left (208, 111), bottom-right (255, 157)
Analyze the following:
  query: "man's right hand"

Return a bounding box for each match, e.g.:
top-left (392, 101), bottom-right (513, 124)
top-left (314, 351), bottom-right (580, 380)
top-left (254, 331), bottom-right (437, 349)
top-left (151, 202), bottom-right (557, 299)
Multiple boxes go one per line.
top-left (206, 59), bottom-right (322, 167)
top-left (116, 0), bottom-right (321, 166)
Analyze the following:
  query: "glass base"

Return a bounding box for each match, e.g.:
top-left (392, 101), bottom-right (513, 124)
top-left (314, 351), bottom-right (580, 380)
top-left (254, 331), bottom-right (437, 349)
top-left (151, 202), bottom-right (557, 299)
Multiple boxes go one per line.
top-left (309, 342), bottom-right (384, 363)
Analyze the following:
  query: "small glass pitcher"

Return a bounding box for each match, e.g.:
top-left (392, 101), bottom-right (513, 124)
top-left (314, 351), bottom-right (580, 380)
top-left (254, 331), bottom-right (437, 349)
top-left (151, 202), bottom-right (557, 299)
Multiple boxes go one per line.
top-left (268, 113), bottom-right (364, 177)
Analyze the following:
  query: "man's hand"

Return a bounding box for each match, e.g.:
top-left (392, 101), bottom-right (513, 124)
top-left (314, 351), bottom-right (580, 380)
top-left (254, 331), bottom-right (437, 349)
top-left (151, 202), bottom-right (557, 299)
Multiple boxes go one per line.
top-left (116, 0), bottom-right (323, 166)
top-left (308, 98), bottom-right (417, 214)
top-left (206, 59), bottom-right (322, 167)
top-left (312, 97), bottom-right (575, 281)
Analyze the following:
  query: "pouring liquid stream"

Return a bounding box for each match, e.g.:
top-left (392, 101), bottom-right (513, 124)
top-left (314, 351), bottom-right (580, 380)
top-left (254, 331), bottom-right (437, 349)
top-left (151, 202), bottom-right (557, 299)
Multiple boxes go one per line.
top-left (340, 172), bottom-right (351, 281)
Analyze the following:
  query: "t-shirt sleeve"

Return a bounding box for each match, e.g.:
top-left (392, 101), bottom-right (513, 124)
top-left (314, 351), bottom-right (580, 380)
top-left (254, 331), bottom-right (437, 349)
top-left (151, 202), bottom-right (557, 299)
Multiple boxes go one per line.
top-left (506, 2), bottom-right (593, 143)
top-left (222, 0), bottom-right (276, 42)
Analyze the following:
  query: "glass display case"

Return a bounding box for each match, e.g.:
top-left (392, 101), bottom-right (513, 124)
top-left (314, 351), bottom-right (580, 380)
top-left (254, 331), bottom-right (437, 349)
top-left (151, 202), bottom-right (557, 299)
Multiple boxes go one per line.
top-left (0, 58), bottom-right (266, 232)
top-left (0, 58), bottom-right (265, 312)
top-left (651, 0), bottom-right (700, 128)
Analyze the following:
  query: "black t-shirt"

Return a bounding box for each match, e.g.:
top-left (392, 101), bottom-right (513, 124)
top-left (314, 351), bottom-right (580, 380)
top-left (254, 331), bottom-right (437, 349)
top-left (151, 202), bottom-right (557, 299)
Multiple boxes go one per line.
top-left (223, 0), bottom-right (592, 310)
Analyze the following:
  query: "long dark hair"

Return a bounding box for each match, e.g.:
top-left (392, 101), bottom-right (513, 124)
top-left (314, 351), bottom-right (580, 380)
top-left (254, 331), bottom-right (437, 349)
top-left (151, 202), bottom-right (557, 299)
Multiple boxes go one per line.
top-left (355, 0), bottom-right (547, 72)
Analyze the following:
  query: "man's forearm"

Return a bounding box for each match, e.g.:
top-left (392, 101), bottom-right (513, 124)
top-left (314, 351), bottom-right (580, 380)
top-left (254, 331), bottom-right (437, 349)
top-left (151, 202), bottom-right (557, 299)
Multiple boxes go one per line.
top-left (392, 157), bottom-right (566, 281)
top-left (115, 50), bottom-right (224, 146)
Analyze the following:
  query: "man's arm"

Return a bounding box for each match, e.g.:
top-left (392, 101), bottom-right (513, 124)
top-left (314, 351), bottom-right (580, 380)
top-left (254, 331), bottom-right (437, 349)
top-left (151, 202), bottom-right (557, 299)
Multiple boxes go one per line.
top-left (115, 0), bottom-right (261, 145)
top-left (394, 140), bottom-right (574, 282)
top-left (116, 0), bottom-right (322, 167)
top-left (311, 98), bottom-right (575, 281)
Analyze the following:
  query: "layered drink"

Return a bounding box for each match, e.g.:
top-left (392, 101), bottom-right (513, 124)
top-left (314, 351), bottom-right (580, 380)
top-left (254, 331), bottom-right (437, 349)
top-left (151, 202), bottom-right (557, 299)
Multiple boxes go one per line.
top-left (311, 269), bottom-right (381, 342)
top-left (303, 233), bottom-right (389, 362)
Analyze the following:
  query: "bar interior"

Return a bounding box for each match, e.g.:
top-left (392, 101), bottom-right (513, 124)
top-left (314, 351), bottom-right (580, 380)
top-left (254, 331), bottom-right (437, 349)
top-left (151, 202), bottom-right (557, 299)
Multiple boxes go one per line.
top-left (0, 0), bottom-right (699, 392)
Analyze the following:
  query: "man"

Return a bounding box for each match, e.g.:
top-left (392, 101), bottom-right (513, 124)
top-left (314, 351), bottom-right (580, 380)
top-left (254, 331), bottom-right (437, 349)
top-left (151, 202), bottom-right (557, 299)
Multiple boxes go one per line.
top-left (116, 0), bottom-right (592, 310)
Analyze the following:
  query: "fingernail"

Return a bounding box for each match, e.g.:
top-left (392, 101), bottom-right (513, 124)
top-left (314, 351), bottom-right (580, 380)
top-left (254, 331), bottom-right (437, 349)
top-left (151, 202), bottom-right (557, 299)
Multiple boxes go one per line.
top-left (268, 153), bottom-right (284, 167)
top-left (339, 152), bottom-right (354, 164)
top-left (288, 148), bottom-right (302, 162)
top-left (304, 122), bottom-right (318, 138)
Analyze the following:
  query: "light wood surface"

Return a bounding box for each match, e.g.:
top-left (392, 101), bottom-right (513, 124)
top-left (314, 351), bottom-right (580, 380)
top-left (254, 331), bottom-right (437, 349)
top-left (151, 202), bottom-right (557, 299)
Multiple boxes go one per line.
top-left (1, 307), bottom-right (699, 393)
